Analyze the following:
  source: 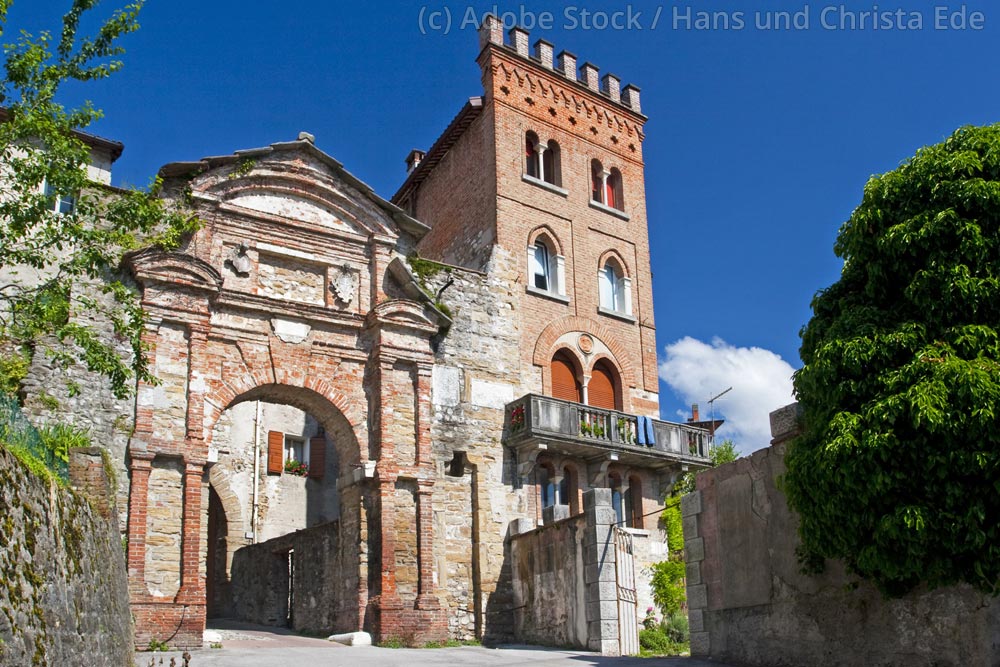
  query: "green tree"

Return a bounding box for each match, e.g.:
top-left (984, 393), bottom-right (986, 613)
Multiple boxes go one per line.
top-left (0, 0), bottom-right (196, 399)
top-left (786, 124), bottom-right (1000, 597)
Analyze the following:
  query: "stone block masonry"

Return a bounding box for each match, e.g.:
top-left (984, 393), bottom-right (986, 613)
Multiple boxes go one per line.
top-left (0, 447), bottom-right (132, 666)
top-left (687, 402), bottom-right (1000, 666)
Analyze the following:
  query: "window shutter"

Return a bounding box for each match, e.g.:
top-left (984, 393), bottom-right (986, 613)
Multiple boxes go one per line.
top-left (599, 267), bottom-right (613, 309)
top-left (589, 363), bottom-right (617, 410)
top-left (551, 355), bottom-right (581, 403)
top-left (267, 430), bottom-right (284, 475)
top-left (309, 436), bottom-right (326, 479)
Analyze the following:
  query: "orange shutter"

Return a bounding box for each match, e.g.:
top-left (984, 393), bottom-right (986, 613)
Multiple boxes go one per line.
top-left (267, 430), bottom-right (284, 475)
top-left (551, 355), bottom-right (581, 403)
top-left (309, 436), bottom-right (326, 479)
top-left (589, 363), bottom-right (617, 410)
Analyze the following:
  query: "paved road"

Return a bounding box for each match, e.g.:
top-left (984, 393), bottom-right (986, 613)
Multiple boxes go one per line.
top-left (139, 623), bottom-right (732, 667)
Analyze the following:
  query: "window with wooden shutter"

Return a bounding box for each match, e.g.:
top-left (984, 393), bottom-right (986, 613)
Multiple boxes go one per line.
top-left (551, 352), bottom-right (581, 403)
top-left (589, 361), bottom-right (618, 411)
top-left (308, 436), bottom-right (326, 479)
top-left (267, 430), bottom-right (284, 475)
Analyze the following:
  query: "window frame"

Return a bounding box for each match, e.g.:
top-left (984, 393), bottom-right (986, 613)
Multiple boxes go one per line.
top-left (530, 241), bottom-right (551, 292)
top-left (43, 179), bottom-right (76, 215)
top-left (283, 435), bottom-right (308, 466)
top-left (597, 256), bottom-right (635, 321)
top-left (526, 234), bottom-right (569, 303)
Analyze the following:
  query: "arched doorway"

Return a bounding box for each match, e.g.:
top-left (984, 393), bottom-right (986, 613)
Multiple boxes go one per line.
top-left (551, 351), bottom-right (582, 403)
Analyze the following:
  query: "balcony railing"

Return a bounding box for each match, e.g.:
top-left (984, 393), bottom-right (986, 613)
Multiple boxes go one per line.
top-left (504, 393), bottom-right (711, 464)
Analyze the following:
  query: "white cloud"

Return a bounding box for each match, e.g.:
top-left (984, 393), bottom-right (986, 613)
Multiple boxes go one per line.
top-left (658, 337), bottom-right (796, 454)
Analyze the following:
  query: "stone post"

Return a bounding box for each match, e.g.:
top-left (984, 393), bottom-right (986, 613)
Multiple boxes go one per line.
top-left (682, 489), bottom-right (708, 655)
top-left (582, 488), bottom-right (620, 655)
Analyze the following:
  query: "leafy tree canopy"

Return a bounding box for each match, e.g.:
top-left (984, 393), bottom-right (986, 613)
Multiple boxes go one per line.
top-left (0, 0), bottom-right (197, 399)
top-left (786, 124), bottom-right (1000, 597)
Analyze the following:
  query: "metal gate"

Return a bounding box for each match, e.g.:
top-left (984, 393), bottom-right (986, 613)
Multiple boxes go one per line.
top-left (614, 527), bottom-right (639, 655)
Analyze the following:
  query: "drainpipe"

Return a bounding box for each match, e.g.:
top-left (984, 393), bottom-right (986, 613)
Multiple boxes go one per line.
top-left (251, 400), bottom-right (261, 544)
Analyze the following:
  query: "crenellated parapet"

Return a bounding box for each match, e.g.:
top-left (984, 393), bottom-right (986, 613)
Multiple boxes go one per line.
top-left (477, 14), bottom-right (643, 117)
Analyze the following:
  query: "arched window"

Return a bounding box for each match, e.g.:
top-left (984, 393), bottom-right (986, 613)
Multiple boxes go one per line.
top-left (561, 465), bottom-right (579, 514)
top-left (551, 351), bottom-right (582, 403)
top-left (627, 475), bottom-right (643, 529)
top-left (542, 140), bottom-right (561, 186)
top-left (530, 241), bottom-right (551, 291)
top-left (599, 258), bottom-right (630, 315)
top-left (538, 462), bottom-right (556, 509)
top-left (607, 168), bottom-right (624, 210)
top-left (589, 360), bottom-right (619, 411)
top-left (527, 233), bottom-right (564, 297)
top-left (591, 160), bottom-right (625, 212)
top-left (525, 132), bottom-right (540, 179)
top-left (610, 473), bottom-right (625, 526)
top-left (591, 159), bottom-right (604, 203)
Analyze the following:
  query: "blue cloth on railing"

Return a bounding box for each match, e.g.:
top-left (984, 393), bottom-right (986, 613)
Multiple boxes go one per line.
top-left (644, 417), bottom-right (656, 446)
top-left (636, 416), bottom-right (648, 445)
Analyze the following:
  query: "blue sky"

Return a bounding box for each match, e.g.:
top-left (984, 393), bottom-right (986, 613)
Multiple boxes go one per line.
top-left (9, 1), bottom-right (998, 450)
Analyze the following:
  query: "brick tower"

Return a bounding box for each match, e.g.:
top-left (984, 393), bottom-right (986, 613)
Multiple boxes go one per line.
top-left (394, 15), bottom-right (660, 416)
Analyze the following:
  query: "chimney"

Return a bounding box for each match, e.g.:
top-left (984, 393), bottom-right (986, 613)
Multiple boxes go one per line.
top-left (534, 39), bottom-right (554, 69)
top-left (478, 14), bottom-right (503, 51)
top-left (509, 27), bottom-right (530, 57)
top-left (579, 62), bottom-right (600, 91)
top-left (556, 50), bottom-right (577, 80)
top-left (690, 404), bottom-right (700, 422)
top-left (622, 84), bottom-right (642, 113)
top-left (405, 149), bottom-right (426, 174)
top-left (601, 73), bottom-right (621, 104)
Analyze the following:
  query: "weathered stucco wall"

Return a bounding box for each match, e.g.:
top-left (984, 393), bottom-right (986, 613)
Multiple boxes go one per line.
top-left (510, 489), bottom-right (632, 656)
top-left (510, 511), bottom-right (588, 648)
top-left (686, 403), bottom-right (1000, 667)
top-left (0, 447), bottom-right (132, 666)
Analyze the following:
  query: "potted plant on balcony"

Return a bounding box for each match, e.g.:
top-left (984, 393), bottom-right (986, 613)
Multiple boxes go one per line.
top-left (510, 405), bottom-right (526, 432)
top-left (284, 459), bottom-right (309, 476)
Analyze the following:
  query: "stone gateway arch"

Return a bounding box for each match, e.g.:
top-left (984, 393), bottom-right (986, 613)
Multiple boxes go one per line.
top-left (124, 136), bottom-right (449, 647)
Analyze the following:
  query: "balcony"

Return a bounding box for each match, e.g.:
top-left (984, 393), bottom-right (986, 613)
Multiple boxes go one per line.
top-left (504, 394), bottom-right (712, 471)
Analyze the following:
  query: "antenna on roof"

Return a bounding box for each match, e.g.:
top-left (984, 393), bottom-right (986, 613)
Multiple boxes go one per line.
top-left (706, 386), bottom-right (732, 448)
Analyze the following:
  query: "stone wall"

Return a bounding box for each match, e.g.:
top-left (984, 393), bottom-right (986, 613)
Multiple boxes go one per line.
top-left (423, 250), bottom-right (527, 642)
top-left (0, 447), bottom-right (132, 666)
top-left (686, 403), bottom-right (1000, 667)
top-left (230, 521), bottom-right (345, 635)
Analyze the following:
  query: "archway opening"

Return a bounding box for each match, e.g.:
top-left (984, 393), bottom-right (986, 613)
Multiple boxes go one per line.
top-left (206, 384), bottom-right (363, 636)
